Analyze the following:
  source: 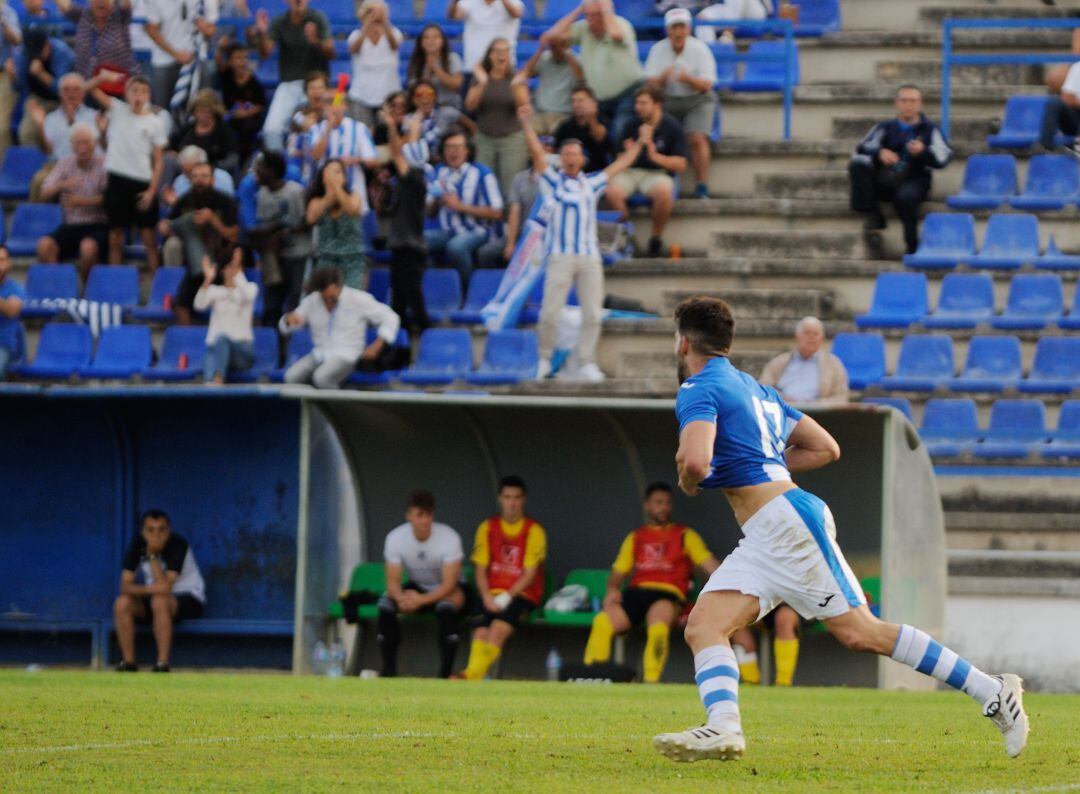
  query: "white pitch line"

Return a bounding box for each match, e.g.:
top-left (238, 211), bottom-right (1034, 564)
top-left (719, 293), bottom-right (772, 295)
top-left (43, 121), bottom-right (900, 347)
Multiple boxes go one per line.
top-left (967, 786), bottom-right (1080, 794)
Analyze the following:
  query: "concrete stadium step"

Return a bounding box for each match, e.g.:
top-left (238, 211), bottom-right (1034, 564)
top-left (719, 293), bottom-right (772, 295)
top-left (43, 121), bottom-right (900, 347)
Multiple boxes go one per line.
top-left (875, 59), bottom-right (1043, 88)
top-left (711, 228), bottom-right (868, 260)
top-left (615, 348), bottom-right (775, 380)
top-left (947, 549), bottom-right (1080, 579)
top-left (919, 3), bottom-right (1080, 25)
top-left (658, 287), bottom-right (835, 317)
top-left (832, 114), bottom-right (997, 142)
top-left (754, 171), bottom-right (850, 201)
top-left (946, 511), bottom-right (1080, 552)
top-left (843, 0), bottom-right (1056, 32)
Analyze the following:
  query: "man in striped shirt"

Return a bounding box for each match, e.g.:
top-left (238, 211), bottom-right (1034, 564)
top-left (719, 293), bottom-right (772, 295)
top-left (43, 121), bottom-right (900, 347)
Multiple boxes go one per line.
top-left (423, 130), bottom-right (504, 286)
top-left (519, 104), bottom-right (643, 382)
top-left (307, 101), bottom-right (379, 209)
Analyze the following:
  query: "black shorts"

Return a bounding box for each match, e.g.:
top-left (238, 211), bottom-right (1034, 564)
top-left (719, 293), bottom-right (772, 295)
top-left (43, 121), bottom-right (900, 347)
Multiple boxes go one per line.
top-left (48, 223), bottom-right (109, 259)
top-left (135, 593), bottom-right (204, 624)
top-left (173, 273), bottom-right (203, 311)
top-left (758, 604), bottom-right (803, 634)
top-left (620, 586), bottom-right (682, 626)
top-left (105, 173), bottom-right (159, 230)
top-left (475, 595), bottom-right (537, 629)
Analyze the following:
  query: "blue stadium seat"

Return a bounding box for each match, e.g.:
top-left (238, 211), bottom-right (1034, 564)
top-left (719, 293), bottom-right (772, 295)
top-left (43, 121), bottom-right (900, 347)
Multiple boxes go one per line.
top-left (230, 327), bottom-right (281, 383)
top-left (987, 96), bottom-right (1048, 149)
top-left (861, 396), bottom-right (913, 421)
top-left (968, 213), bottom-right (1041, 270)
top-left (0, 146), bottom-right (47, 199)
top-left (422, 268), bottom-right (463, 323)
top-left (451, 269), bottom-right (502, 324)
top-left (14, 322), bottom-right (92, 379)
top-left (879, 334), bottom-right (954, 391)
top-left (367, 268), bottom-right (390, 304)
top-left (922, 273), bottom-right (994, 329)
top-left (269, 327), bottom-right (313, 382)
top-left (362, 213), bottom-right (391, 265)
top-left (1058, 283), bottom-right (1080, 330)
top-left (1042, 400), bottom-right (1080, 459)
top-left (614, 0), bottom-right (662, 30)
top-left (991, 274), bottom-right (1063, 330)
top-left (84, 265), bottom-right (139, 308)
top-left (830, 332), bottom-right (885, 389)
top-left (141, 326), bottom-right (206, 381)
top-left (1010, 154), bottom-right (1080, 210)
top-left (7, 203), bottom-right (63, 257)
top-left (349, 327), bottom-right (411, 385)
top-left (21, 263), bottom-right (79, 318)
top-left (902, 213), bottom-right (976, 270)
top-left (793, 0), bottom-right (841, 36)
top-left (1019, 337), bottom-right (1080, 394)
top-left (919, 398), bottom-right (979, 457)
top-left (398, 327), bottom-right (473, 385)
top-left (132, 266), bottom-right (185, 322)
top-left (539, 0), bottom-right (576, 20)
top-left (948, 335), bottom-right (1021, 393)
top-left (730, 40), bottom-right (800, 92)
top-left (945, 154), bottom-right (1017, 210)
top-left (243, 268), bottom-right (266, 321)
top-left (1036, 235), bottom-right (1080, 271)
top-left (76, 325), bottom-right (153, 379)
top-left (466, 329), bottom-right (538, 385)
top-left (973, 399), bottom-right (1047, 459)
top-left (854, 272), bottom-right (928, 328)
top-left (711, 42), bottom-right (738, 89)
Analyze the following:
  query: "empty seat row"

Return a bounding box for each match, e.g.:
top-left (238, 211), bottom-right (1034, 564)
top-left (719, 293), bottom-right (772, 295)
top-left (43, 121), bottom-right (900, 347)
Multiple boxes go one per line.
top-left (919, 398), bottom-right (1080, 459)
top-left (904, 213), bottom-right (1080, 271)
top-left (857, 272), bottom-right (1080, 331)
top-left (833, 333), bottom-right (1080, 393)
top-left (947, 154), bottom-right (1080, 211)
top-left (987, 95), bottom-right (1067, 150)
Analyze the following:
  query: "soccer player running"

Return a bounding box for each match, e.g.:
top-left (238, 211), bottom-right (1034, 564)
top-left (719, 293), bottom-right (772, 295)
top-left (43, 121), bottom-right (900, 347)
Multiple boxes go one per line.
top-left (654, 297), bottom-right (1029, 762)
top-left (584, 482), bottom-right (720, 683)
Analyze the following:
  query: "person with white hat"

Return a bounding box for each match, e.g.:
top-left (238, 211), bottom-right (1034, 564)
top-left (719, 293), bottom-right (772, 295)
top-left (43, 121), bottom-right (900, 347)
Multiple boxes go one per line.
top-left (643, 7), bottom-right (719, 199)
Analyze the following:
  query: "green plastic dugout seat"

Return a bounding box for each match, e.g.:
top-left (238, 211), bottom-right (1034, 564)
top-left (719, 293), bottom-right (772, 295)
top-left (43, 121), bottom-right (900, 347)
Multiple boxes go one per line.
top-left (330, 562), bottom-right (482, 622)
top-left (542, 568), bottom-right (609, 627)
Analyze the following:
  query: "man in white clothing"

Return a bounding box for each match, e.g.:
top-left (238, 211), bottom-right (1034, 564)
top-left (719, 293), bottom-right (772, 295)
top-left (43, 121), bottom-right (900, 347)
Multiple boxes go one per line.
top-left (279, 267), bottom-right (400, 389)
top-left (447, 0), bottom-right (523, 71)
top-left (377, 489), bottom-right (468, 678)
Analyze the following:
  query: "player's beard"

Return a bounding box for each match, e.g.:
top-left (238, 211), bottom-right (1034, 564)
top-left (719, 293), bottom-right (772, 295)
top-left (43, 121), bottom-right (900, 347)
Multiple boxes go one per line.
top-left (677, 356), bottom-right (689, 385)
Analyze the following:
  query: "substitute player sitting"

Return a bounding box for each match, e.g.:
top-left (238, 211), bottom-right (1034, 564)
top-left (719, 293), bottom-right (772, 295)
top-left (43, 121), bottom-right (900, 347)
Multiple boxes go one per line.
top-left (653, 296), bottom-right (1028, 762)
top-left (457, 476), bottom-right (548, 681)
top-left (583, 482), bottom-right (719, 683)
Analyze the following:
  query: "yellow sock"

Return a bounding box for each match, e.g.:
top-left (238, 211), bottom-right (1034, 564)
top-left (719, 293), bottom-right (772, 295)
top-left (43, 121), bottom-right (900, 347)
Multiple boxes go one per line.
top-left (738, 655), bottom-right (761, 685)
top-left (463, 640), bottom-right (501, 680)
top-left (642, 623), bottom-right (670, 683)
top-left (584, 612), bottom-right (614, 664)
top-left (773, 638), bottom-right (800, 687)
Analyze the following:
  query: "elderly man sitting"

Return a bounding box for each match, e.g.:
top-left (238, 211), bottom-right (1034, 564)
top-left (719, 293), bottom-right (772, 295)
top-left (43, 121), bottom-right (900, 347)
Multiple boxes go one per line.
top-left (758, 316), bottom-right (850, 404)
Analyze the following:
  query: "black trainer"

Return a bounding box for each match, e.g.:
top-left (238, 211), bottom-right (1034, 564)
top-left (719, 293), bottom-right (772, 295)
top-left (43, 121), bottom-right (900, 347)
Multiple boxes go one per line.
top-left (115, 660), bottom-right (138, 672)
top-left (152, 662), bottom-right (170, 673)
top-left (646, 236), bottom-right (663, 257)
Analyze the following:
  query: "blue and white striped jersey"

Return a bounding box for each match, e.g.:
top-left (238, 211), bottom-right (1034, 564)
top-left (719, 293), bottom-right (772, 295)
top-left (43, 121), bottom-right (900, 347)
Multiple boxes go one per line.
top-left (537, 165), bottom-right (609, 258)
top-left (425, 161), bottom-right (504, 236)
top-left (676, 356), bottom-right (804, 489)
top-left (306, 117), bottom-right (378, 211)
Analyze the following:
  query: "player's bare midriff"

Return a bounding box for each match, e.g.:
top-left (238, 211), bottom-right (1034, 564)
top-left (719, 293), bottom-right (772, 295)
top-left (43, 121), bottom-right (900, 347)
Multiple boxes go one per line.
top-left (722, 480), bottom-right (798, 527)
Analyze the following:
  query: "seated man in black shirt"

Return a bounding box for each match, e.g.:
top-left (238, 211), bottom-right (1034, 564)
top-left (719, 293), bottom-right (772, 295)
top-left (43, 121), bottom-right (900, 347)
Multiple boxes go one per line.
top-left (113, 509), bottom-right (206, 673)
top-left (552, 85), bottom-right (615, 172)
top-left (602, 85), bottom-right (688, 258)
top-left (160, 161), bottom-right (241, 324)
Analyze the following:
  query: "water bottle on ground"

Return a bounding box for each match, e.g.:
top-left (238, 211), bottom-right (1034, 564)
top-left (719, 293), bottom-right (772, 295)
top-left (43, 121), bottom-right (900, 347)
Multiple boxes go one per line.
top-left (545, 647), bottom-right (562, 682)
top-left (328, 639), bottom-right (347, 678)
top-left (312, 639), bottom-right (328, 676)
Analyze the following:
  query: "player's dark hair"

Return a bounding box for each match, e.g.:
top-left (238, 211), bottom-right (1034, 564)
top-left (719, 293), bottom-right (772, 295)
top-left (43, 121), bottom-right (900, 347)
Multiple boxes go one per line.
top-left (896, 83), bottom-right (921, 97)
top-left (634, 84), bottom-right (664, 105)
top-left (304, 70), bottom-right (329, 89)
top-left (222, 41), bottom-right (246, 60)
top-left (571, 85), bottom-right (597, 101)
top-left (644, 482), bottom-right (672, 498)
top-left (675, 296), bottom-right (735, 356)
top-left (258, 150), bottom-right (287, 180)
top-left (139, 508), bottom-right (170, 527)
top-left (305, 267), bottom-right (343, 294)
top-left (498, 475), bottom-right (527, 494)
top-left (406, 489), bottom-right (436, 512)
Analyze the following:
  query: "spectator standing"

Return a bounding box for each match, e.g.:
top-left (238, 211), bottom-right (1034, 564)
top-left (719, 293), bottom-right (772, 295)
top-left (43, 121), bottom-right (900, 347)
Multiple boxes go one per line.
top-left (465, 37), bottom-right (530, 199)
top-left (219, 42), bottom-right (266, 167)
top-left (517, 33), bottom-right (582, 136)
top-left (406, 23), bottom-right (464, 111)
top-left (194, 247), bottom-right (257, 383)
top-left (0, 0), bottom-right (21, 155)
top-left (604, 85), bottom-right (688, 258)
top-left (848, 84), bottom-right (951, 255)
top-left (305, 159), bottom-right (366, 290)
top-left (172, 89), bottom-right (239, 173)
top-left (408, 79), bottom-right (468, 151)
top-left (448, 0), bottom-right (524, 72)
top-left (14, 28), bottom-right (74, 149)
top-left (1040, 58), bottom-right (1080, 156)
top-left (347, 0), bottom-right (401, 128)
top-left (37, 124), bottom-right (109, 279)
top-left (285, 70), bottom-right (329, 166)
top-left (377, 490), bottom-right (468, 679)
top-left (553, 85), bottom-right (614, 171)
top-left (758, 316), bottom-right (850, 404)
top-left (457, 476), bottom-right (548, 681)
top-left (113, 509), bottom-right (206, 673)
top-left (424, 129), bottom-right (504, 286)
top-left (249, 150), bottom-right (311, 323)
top-left (92, 75), bottom-right (167, 272)
top-left (250, 0), bottom-right (333, 152)
top-left (519, 104), bottom-right (642, 382)
top-left (547, 0), bottom-right (643, 140)
top-left (144, 0), bottom-right (218, 113)
top-left (644, 9), bottom-right (718, 199)
top-left (307, 100), bottom-right (379, 203)
top-left (25, 73), bottom-right (99, 201)
top-left (160, 145), bottom-right (235, 212)
top-left (0, 246), bottom-right (24, 380)
top-left (60, 0), bottom-right (139, 86)
top-left (279, 267), bottom-right (400, 389)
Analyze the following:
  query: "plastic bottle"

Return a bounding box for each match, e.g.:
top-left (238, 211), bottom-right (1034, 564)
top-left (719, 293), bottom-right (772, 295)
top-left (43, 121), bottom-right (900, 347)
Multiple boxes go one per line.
top-left (328, 639), bottom-right (347, 678)
top-left (545, 647), bottom-right (562, 682)
top-left (312, 639), bottom-right (328, 676)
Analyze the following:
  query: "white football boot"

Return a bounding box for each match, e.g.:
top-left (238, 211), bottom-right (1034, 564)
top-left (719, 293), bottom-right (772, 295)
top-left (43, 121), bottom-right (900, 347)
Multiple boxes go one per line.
top-left (653, 726), bottom-right (745, 762)
top-left (983, 673), bottom-right (1029, 758)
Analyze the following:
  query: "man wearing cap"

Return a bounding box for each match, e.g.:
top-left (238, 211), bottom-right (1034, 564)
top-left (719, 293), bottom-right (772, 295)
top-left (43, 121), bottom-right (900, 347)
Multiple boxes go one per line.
top-left (644, 8), bottom-right (718, 200)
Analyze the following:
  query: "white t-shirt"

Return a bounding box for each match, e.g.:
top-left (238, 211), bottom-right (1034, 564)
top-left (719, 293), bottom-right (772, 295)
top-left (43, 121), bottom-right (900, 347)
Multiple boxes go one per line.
top-left (348, 26), bottom-right (403, 106)
top-left (696, 0), bottom-right (771, 43)
top-left (104, 100), bottom-right (170, 182)
top-left (457, 0), bottom-right (523, 71)
top-left (643, 37), bottom-right (718, 97)
top-left (1063, 62), bottom-right (1080, 98)
top-left (146, 0), bottom-right (220, 67)
top-left (383, 522), bottom-right (464, 592)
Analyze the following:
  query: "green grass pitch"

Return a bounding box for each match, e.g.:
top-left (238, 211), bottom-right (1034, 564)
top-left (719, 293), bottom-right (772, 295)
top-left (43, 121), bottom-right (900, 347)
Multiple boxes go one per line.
top-left (2, 671), bottom-right (1078, 792)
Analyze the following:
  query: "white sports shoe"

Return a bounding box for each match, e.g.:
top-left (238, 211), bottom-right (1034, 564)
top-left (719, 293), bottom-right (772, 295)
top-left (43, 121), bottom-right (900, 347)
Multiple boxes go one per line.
top-left (983, 674), bottom-right (1029, 758)
top-left (535, 358), bottom-right (552, 380)
top-left (653, 726), bottom-right (745, 762)
top-left (576, 363), bottom-right (606, 383)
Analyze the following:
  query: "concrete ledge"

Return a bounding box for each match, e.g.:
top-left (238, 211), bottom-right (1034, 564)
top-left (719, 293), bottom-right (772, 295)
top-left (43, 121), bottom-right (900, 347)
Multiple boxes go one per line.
top-left (945, 511), bottom-right (1080, 533)
top-left (809, 29), bottom-right (1071, 48)
top-left (609, 256), bottom-right (902, 278)
top-left (948, 549), bottom-right (1080, 578)
top-left (948, 576), bottom-right (1080, 598)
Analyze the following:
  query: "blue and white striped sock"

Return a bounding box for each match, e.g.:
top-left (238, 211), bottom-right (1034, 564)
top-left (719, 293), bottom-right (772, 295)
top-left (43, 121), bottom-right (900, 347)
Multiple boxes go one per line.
top-left (891, 624), bottom-right (1001, 704)
top-left (694, 645), bottom-right (742, 732)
